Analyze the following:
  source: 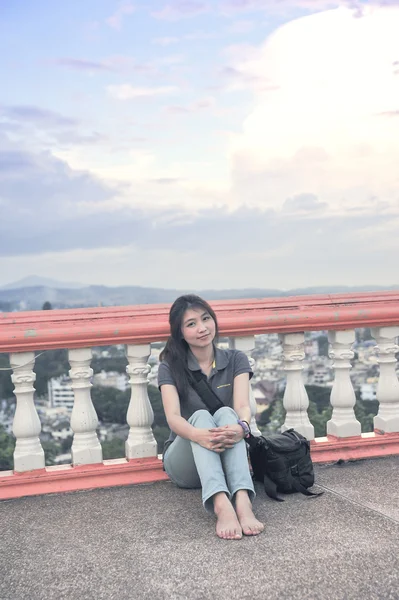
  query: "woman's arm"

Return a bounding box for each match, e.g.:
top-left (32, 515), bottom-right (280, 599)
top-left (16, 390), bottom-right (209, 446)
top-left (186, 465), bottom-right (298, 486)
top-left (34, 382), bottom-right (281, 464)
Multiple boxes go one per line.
top-left (233, 372), bottom-right (251, 424)
top-left (209, 372), bottom-right (252, 446)
top-left (160, 384), bottom-right (199, 441)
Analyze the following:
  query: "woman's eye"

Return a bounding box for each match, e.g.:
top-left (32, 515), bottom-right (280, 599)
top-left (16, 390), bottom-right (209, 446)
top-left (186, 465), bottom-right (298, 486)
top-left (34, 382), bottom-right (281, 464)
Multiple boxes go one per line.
top-left (203, 315), bottom-right (210, 321)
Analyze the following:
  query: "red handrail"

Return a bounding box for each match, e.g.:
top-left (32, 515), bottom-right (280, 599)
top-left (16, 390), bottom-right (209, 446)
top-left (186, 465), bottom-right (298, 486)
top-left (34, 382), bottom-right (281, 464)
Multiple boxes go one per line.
top-left (1, 291), bottom-right (399, 352)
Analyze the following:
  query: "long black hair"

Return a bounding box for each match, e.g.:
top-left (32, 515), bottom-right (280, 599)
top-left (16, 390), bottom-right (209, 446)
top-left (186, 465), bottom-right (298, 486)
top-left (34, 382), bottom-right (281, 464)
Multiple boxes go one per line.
top-left (160, 294), bottom-right (219, 402)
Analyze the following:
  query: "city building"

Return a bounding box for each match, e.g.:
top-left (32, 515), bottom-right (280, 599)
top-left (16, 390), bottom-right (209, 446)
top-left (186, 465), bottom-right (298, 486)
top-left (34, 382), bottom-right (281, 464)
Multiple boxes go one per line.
top-left (47, 376), bottom-right (74, 411)
top-left (92, 370), bottom-right (129, 392)
top-left (361, 383), bottom-right (377, 402)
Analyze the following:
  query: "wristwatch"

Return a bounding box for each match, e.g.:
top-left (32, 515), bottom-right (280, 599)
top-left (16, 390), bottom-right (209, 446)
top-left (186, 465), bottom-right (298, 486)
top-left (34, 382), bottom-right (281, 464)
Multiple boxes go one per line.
top-left (237, 419), bottom-right (251, 438)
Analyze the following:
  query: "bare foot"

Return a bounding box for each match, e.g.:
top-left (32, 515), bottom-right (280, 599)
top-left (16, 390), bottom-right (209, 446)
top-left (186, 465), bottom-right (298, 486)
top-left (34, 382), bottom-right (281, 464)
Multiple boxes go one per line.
top-left (213, 493), bottom-right (242, 540)
top-left (235, 490), bottom-right (264, 536)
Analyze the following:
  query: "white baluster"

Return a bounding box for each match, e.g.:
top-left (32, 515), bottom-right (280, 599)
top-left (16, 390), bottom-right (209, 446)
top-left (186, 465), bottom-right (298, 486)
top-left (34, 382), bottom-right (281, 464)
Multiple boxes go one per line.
top-left (10, 352), bottom-right (45, 472)
top-left (280, 333), bottom-right (314, 440)
top-left (371, 327), bottom-right (399, 433)
top-left (233, 336), bottom-right (261, 436)
top-left (327, 330), bottom-right (361, 437)
top-left (69, 348), bottom-right (102, 465)
top-left (125, 344), bottom-right (157, 459)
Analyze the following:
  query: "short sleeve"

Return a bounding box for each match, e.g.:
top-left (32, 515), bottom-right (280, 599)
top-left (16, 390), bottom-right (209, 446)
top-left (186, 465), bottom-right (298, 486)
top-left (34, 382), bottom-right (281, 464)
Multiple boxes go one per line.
top-left (158, 362), bottom-right (177, 389)
top-left (233, 350), bottom-right (253, 380)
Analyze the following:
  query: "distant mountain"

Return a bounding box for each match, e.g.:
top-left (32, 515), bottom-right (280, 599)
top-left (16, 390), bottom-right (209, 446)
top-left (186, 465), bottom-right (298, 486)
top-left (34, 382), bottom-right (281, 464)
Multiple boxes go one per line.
top-left (1, 280), bottom-right (398, 311)
top-left (0, 276), bottom-right (85, 291)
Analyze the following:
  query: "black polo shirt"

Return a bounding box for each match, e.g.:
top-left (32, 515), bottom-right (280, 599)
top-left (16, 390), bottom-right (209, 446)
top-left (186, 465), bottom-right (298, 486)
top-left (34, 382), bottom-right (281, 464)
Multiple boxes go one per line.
top-left (158, 347), bottom-right (253, 452)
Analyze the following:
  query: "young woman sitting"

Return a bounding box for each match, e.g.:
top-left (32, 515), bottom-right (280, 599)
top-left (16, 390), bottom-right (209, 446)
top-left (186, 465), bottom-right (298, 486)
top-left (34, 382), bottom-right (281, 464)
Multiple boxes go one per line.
top-left (158, 294), bottom-right (264, 540)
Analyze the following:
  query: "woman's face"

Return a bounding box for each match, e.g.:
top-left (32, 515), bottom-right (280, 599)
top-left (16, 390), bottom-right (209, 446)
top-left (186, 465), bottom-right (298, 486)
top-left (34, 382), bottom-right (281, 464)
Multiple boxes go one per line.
top-left (181, 307), bottom-right (216, 349)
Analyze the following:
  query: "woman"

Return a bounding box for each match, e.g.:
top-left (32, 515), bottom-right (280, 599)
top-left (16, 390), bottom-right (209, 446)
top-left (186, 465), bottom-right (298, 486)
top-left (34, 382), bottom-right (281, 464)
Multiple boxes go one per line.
top-left (158, 294), bottom-right (264, 540)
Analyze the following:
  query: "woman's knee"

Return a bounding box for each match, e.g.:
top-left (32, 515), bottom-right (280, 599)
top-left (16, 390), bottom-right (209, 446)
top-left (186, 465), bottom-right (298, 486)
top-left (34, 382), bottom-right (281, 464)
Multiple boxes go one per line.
top-left (213, 406), bottom-right (238, 425)
top-left (189, 409), bottom-right (215, 427)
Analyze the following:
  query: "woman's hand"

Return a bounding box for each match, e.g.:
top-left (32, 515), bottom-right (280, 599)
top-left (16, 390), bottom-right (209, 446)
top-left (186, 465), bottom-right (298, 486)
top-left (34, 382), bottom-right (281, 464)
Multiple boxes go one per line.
top-left (209, 424), bottom-right (245, 449)
top-left (191, 427), bottom-right (241, 453)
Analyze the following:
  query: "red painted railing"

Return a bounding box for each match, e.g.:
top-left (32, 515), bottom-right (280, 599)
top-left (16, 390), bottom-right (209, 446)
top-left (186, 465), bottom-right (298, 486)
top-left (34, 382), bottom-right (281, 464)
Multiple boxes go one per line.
top-left (1, 291), bottom-right (399, 501)
top-left (2, 291), bottom-right (399, 352)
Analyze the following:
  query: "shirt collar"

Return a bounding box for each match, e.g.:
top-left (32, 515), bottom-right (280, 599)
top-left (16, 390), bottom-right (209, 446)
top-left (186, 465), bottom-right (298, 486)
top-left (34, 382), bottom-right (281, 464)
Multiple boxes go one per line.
top-left (187, 345), bottom-right (229, 372)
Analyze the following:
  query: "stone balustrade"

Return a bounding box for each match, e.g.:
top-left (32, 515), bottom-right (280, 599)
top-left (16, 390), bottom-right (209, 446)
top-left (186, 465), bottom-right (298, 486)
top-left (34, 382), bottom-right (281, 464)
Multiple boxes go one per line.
top-left (1, 292), bottom-right (399, 499)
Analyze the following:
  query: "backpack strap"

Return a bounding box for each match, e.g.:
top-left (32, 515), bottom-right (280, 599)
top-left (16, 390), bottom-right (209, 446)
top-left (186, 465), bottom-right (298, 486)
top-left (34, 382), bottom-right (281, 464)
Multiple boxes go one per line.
top-left (287, 471), bottom-right (324, 498)
top-left (189, 370), bottom-right (224, 415)
top-left (263, 473), bottom-right (285, 502)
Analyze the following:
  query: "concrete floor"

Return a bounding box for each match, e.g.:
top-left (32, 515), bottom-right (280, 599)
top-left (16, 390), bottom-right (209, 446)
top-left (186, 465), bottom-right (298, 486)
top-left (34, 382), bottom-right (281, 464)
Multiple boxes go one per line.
top-left (1, 456), bottom-right (399, 600)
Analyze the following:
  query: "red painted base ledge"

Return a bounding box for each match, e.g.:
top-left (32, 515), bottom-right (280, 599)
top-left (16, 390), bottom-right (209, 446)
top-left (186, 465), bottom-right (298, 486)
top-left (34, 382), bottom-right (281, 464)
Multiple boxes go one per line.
top-left (0, 456), bottom-right (169, 501)
top-left (311, 431), bottom-right (399, 463)
top-left (2, 432), bottom-right (399, 501)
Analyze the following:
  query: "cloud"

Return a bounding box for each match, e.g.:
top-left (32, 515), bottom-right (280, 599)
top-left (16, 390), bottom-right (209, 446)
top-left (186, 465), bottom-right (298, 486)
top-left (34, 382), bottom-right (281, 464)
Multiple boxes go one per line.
top-left (220, 0), bottom-right (348, 16)
top-left (378, 110), bottom-right (399, 117)
top-left (106, 84), bottom-right (178, 100)
top-left (163, 96), bottom-right (216, 114)
top-left (0, 105), bottom-right (108, 148)
top-left (51, 55), bottom-right (161, 76)
top-left (152, 1), bottom-right (210, 20)
top-left (282, 193), bottom-right (327, 213)
top-left (150, 177), bottom-right (183, 184)
top-left (226, 19), bottom-right (256, 33)
top-left (1, 105), bottom-right (78, 128)
top-left (106, 3), bottom-right (135, 29)
top-left (0, 150), bottom-right (36, 172)
top-left (2, 150), bottom-right (399, 289)
top-left (2, 129), bottom-right (399, 289)
top-left (152, 31), bottom-right (216, 45)
top-left (218, 44), bottom-right (280, 92)
top-left (52, 58), bottom-right (115, 72)
top-left (152, 36), bottom-right (180, 46)
top-left (219, 64), bottom-right (278, 92)
top-left (229, 5), bottom-right (399, 212)
top-left (0, 134), bottom-right (117, 210)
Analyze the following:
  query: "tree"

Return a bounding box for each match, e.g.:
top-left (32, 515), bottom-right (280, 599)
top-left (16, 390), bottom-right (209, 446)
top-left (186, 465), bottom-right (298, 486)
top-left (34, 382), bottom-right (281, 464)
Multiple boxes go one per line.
top-left (91, 386), bottom-right (130, 424)
top-left (0, 425), bottom-right (15, 470)
top-left (306, 385), bottom-right (333, 412)
top-left (316, 335), bottom-right (329, 357)
top-left (91, 356), bottom-right (128, 375)
top-left (102, 437), bottom-right (125, 459)
top-left (42, 301), bottom-right (52, 310)
top-left (61, 436), bottom-right (73, 453)
top-left (33, 349), bottom-right (69, 397)
top-left (354, 393), bottom-right (378, 432)
top-left (42, 440), bottom-right (58, 465)
top-left (258, 397), bottom-right (285, 434)
top-left (0, 354), bottom-right (14, 400)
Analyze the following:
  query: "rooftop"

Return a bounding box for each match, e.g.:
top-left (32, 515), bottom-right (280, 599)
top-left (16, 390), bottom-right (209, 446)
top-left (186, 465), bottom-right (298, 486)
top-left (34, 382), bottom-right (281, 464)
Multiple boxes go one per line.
top-left (2, 293), bottom-right (399, 599)
top-left (1, 455), bottom-right (399, 600)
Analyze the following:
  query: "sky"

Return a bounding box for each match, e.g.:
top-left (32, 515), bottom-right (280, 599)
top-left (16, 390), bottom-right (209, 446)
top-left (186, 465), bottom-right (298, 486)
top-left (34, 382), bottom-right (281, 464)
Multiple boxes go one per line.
top-left (1, 0), bottom-right (399, 290)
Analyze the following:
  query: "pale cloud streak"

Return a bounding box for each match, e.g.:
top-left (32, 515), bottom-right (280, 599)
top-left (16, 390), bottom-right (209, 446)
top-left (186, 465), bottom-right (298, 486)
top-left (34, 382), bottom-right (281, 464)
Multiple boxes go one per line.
top-left (52, 58), bottom-right (115, 72)
top-left (106, 3), bottom-right (135, 29)
top-left (163, 96), bottom-right (216, 114)
top-left (51, 55), bottom-right (171, 76)
top-left (152, 1), bottom-right (210, 20)
top-left (220, 0), bottom-right (349, 15)
top-left (152, 36), bottom-right (180, 46)
top-left (0, 105), bottom-right (109, 149)
top-left (106, 84), bottom-right (178, 100)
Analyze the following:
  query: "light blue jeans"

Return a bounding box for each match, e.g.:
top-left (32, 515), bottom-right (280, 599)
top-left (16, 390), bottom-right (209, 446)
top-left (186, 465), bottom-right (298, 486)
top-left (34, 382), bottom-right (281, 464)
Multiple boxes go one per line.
top-left (163, 406), bottom-right (255, 512)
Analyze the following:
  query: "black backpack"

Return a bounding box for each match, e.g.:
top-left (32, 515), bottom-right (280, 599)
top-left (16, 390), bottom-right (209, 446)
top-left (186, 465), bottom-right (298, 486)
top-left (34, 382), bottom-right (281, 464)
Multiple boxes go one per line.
top-left (246, 429), bottom-right (323, 502)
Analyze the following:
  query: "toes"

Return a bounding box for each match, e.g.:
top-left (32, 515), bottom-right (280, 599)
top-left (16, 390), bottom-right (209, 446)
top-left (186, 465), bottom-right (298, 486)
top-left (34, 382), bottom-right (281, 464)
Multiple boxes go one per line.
top-left (242, 522), bottom-right (264, 536)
